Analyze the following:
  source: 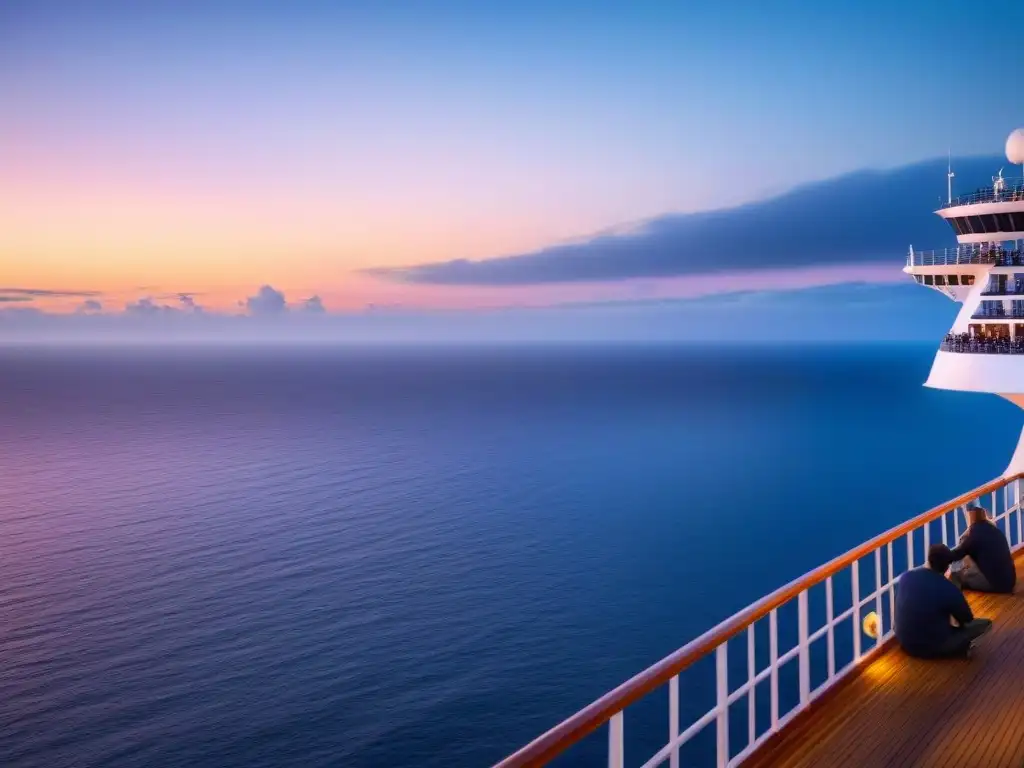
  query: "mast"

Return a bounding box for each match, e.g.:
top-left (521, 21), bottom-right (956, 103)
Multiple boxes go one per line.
top-left (947, 149), bottom-right (954, 205)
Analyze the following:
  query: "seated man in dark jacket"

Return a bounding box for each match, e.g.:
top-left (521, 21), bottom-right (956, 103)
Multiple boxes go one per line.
top-left (949, 505), bottom-right (1016, 593)
top-left (896, 544), bottom-right (992, 659)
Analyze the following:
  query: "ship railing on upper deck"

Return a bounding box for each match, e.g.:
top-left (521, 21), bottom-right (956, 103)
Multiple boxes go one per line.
top-left (971, 309), bottom-right (1024, 320)
top-left (494, 474), bottom-right (1024, 768)
top-left (905, 246), bottom-right (1024, 267)
top-left (941, 178), bottom-right (1024, 209)
top-left (941, 334), bottom-right (1024, 354)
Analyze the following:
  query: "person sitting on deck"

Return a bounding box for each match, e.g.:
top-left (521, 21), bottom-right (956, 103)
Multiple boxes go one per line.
top-left (895, 544), bottom-right (992, 659)
top-left (948, 505), bottom-right (1016, 594)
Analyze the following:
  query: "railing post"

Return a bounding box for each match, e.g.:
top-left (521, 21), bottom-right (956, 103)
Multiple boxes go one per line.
top-left (798, 590), bottom-right (810, 705)
top-left (1006, 481), bottom-right (1018, 547)
top-left (874, 548), bottom-right (883, 640)
top-left (852, 560), bottom-right (861, 660)
top-left (825, 576), bottom-right (835, 679)
top-left (747, 625), bottom-right (756, 748)
top-left (716, 644), bottom-right (729, 768)
top-left (608, 712), bottom-right (624, 768)
top-left (887, 542), bottom-right (895, 626)
top-left (1017, 480), bottom-right (1023, 549)
top-left (769, 608), bottom-right (779, 730)
top-left (669, 675), bottom-right (679, 768)
top-left (906, 530), bottom-right (914, 570)
top-left (1003, 489), bottom-right (1011, 544)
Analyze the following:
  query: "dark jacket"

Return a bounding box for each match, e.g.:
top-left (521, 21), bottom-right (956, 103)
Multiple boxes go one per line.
top-left (895, 567), bottom-right (973, 656)
top-left (950, 520), bottom-right (1016, 593)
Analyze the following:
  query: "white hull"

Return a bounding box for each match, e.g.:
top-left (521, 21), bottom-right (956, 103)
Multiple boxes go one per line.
top-left (925, 350), bottom-right (1024, 394)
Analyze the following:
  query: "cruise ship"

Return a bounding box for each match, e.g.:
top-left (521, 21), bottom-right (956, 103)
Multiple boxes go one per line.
top-left (495, 131), bottom-right (1024, 767)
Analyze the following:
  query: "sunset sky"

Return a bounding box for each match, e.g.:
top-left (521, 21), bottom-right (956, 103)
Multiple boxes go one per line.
top-left (3, 0), bottom-right (1023, 315)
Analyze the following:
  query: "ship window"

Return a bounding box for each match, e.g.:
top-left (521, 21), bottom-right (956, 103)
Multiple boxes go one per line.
top-left (984, 214), bottom-right (999, 232)
top-left (1010, 212), bottom-right (1024, 231)
top-left (949, 217), bottom-right (969, 235)
top-left (914, 275), bottom-right (923, 283)
top-left (969, 215), bottom-right (987, 233)
top-left (935, 275), bottom-right (946, 285)
top-left (996, 213), bottom-right (1015, 231)
top-left (947, 275), bottom-right (959, 285)
top-left (924, 275), bottom-right (934, 285)
top-left (979, 300), bottom-right (1005, 316)
top-left (963, 274), bottom-right (975, 285)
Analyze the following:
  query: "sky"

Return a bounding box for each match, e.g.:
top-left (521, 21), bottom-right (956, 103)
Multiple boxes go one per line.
top-left (2, 0), bottom-right (1023, 328)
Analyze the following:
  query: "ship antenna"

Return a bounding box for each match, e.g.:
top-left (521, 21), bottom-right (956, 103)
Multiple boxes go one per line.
top-left (947, 149), bottom-right (954, 205)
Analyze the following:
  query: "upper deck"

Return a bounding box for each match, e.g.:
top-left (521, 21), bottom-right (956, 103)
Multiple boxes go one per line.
top-left (935, 172), bottom-right (1024, 243)
top-left (940, 178), bottom-right (1024, 211)
top-left (905, 245), bottom-right (1020, 268)
top-left (495, 474), bottom-right (1024, 768)
top-left (934, 130), bottom-right (1024, 242)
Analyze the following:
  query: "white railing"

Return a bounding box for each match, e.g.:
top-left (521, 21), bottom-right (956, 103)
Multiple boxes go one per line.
top-left (907, 247), bottom-right (991, 267)
top-left (943, 179), bottom-right (1024, 209)
top-left (940, 336), bottom-right (1024, 354)
top-left (906, 246), bottom-right (1004, 267)
top-left (495, 473), bottom-right (1024, 768)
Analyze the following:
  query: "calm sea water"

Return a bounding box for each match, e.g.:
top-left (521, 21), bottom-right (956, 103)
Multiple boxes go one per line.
top-left (1, 344), bottom-right (1020, 767)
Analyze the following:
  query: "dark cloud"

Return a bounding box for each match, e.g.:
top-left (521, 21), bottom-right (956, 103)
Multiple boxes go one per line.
top-left (76, 299), bottom-right (103, 313)
top-left (368, 155), bottom-right (1002, 286)
top-left (302, 295), bottom-right (326, 313)
top-left (125, 297), bottom-right (176, 314)
top-left (177, 294), bottom-right (204, 312)
top-left (0, 287), bottom-right (102, 297)
top-left (245, 285), bottom-right (287, 314)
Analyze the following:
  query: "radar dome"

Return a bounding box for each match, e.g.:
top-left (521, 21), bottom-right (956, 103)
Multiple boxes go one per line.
top-left (1007, 128), bottom-right (1024, 164)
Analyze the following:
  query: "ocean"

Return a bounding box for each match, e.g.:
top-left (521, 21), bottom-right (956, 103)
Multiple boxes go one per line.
top-left (1, 343), bottom-right (1019, 767)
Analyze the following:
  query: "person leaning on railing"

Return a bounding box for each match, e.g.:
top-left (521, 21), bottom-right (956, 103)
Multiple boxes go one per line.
top-left (894, 544), bottom-right (992, 660)
top-left (948, 505), bottom-right (1017, 594)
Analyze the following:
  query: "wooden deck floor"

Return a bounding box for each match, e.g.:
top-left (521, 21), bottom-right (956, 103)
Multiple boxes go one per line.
top-left (746, 557), bottom-right (1024, 768)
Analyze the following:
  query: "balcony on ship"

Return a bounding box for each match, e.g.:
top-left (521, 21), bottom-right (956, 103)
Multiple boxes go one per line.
top-left (972, 299), bottom-right (1024, 320)
top-left (496, 475), bottom-right (1024, 768)
top-left (906, 244), bottom-right (1022, 268)
top-left (941, 331), bottom-right (1024, 354)
top-left (980, 272), bottom-right (1024, 296)
top-left (940, 176), bottom-right (1024, 209)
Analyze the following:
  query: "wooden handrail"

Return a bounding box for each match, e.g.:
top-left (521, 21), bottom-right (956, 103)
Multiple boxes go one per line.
top-left (495, 472), bottom-right (1021, 768)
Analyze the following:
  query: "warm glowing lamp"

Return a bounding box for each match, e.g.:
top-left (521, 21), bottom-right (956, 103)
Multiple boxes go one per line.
top-left (862, 611), bottom-right (880, 640)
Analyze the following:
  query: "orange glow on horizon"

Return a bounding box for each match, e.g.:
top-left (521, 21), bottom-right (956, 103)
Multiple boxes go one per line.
top-left (1, 149), bottom-right (908, 314)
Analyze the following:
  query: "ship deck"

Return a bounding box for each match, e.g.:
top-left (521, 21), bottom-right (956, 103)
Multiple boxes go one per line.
top-left (745, 555), bottom-right (1024, 768)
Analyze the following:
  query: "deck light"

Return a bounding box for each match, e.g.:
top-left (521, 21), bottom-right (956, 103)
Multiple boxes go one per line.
top-left (862, 611), bottom-right (880, 640)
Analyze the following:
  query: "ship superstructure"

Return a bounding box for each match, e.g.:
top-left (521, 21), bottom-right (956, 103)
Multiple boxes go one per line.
top-left (907, 129), bottom-right (1024, 473)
